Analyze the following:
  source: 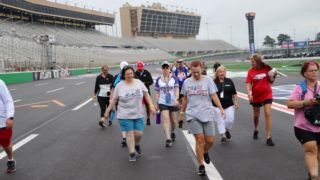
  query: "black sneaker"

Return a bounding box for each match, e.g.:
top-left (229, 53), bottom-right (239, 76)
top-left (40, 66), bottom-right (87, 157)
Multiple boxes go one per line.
top-left (221, 137), bottom-right (227, 144)
top-left (198, 165), bottom-right (206, 176)
top-left (253, 130), bottom-right (258, 139)
top-left (135, 145), bottom-right (143, 156)
top-left (203, 153), bottom-right (210, 164)
top-left (99, 120), bottom-right (106, 128)
top-left (108, 120), bottom-right (112, 126)
top-left (146, 118), bottom-right (151, 126)
top-left (225, 130), bottom-right (231, 139)
top-left (266, 137), bottom-right (275, 146)
top-left (121, 138), bottom-right (127, 147)
top-left (171, 132), bottom-right (176, 142)
top-left (129, 153), bottom-right (136, 162)
top-left (165, 139), bottom-right (172, 147)
top-left (6, 160), bottom-right (16, 174)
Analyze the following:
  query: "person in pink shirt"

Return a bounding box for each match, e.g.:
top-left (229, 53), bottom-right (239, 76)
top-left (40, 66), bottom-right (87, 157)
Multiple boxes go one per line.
top-left (288, 60), bottom-right (320, 180)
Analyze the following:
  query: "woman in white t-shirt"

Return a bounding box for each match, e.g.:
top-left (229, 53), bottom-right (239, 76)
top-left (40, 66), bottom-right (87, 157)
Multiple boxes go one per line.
top-left (155, 61), bottom-right (180, 147)
top-left (104, 66), bottom-right (156, 162)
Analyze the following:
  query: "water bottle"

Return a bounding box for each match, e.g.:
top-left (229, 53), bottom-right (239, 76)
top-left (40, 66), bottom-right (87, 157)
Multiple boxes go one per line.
top-left (156, 111), bottom-right (161, 124)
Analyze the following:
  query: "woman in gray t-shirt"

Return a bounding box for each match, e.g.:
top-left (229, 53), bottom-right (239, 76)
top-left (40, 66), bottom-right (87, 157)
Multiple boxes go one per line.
top-left (180, 60), bottom-right (225, 176)
top-left (105, 66), bottom-right (156, 162)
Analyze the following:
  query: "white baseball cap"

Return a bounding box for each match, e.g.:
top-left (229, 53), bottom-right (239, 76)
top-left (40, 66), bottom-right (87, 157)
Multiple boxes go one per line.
top-left (120, 61), bottom-right (129, 70)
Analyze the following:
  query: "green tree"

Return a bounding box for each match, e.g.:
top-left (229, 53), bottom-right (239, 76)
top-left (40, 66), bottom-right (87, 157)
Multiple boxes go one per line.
top-left (263, 35), bottom-right (276, 47)
top-left (277, 34), bottom-right (291, 45)
top-left (316, 32), bottom-right (320, 41)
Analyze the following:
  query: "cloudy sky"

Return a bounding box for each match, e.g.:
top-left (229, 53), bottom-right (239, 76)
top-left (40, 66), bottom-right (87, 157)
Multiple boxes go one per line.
top-left (54, 0), bottom-right (320, 49)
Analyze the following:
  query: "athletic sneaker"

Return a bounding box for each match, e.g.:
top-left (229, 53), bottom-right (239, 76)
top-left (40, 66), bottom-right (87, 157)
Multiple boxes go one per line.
top-left (198, 165), bottom-right (206, 176)
top-left (165, 139), bottom-right (172, 147)
top-left (135, 145), bottom-right (143, 156)
top-left (171, 132), bottom-right (176, 142)
top-left (121, 138), bottom-right (127, 147)
top-left (266, 137), bottom-right (275, 146)
top-left (108, 120), bottom-right (112, 126)
top-left (221, 137), bottom-right (227, 144)
top-left (225, 130), bottom-right (231, 139)
top-left (253, 130), bottom-right (259, 139)
top-left (6, 160), bottom-right (16, 174)
top-left (146, 118), bottom-right (151, 126)
top-left (129, 153), bottom-right (136, 162)
top-left (203, 153), bottom-right (211, 164)
top-left (98, 120), bottom-right (106, 128)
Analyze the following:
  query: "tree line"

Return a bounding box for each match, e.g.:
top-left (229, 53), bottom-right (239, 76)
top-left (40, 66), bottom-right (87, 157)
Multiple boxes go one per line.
top-left (263, 32), bottom-right (320, 48)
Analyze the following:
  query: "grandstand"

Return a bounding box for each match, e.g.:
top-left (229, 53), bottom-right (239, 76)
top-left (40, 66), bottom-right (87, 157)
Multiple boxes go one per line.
top-left (0, 1), bottom-right (240, 72)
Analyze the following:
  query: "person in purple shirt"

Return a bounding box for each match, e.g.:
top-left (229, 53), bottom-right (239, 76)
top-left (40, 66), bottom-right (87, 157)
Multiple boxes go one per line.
top-left (288, 60), bottom-right (320, 180)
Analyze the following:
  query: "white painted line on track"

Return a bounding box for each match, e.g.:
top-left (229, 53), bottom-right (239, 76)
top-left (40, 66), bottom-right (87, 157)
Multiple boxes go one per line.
top-left (46, 87), bottom-right (65, 94)
top-left (13, 99), bottom-right (22, 103)
top-left (35, 83), bottom-right (49, 86)
top-left (9, 89), bottom-right (16, 92)
top-left (237, 91), bottom-right (294, 115)
top-left (72, 98), bottom-right (92, 111)
top-left (0, 134), bottom-right (39, 160)
top-left (75, 81), bottom-right (86, 86)
top-left (182, 130), bottom-right (223, 180)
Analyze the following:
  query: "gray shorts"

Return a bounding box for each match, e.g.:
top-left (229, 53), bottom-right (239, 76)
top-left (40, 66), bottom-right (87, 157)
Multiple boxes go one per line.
top-left (187, 119), bottom-right (215, 136)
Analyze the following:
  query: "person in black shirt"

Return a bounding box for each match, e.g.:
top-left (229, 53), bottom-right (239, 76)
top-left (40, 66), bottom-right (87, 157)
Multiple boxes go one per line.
top-left (212, 64), bottom-right (238, 144)
top-left (93, 65), bottom-right (114, 128)
top-left (135, 61), bottom-right (154, 125)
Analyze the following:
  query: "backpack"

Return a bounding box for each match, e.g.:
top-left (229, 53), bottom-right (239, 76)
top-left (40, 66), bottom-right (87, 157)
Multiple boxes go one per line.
top-left (300, 80), bottom-right (320, 126)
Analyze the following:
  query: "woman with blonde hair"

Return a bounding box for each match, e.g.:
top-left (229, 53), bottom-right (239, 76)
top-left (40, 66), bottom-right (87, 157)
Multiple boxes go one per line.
top-left (212, 64), bottom-right (238, 144)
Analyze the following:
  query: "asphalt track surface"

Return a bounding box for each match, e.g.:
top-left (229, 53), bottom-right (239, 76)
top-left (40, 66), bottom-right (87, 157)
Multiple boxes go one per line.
top-left (0, 65), bottom-right (311, 180)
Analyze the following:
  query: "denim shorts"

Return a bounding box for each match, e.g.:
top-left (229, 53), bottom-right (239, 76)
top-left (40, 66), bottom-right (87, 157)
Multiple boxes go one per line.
top-left (119, 118), bottom-right (144, 132)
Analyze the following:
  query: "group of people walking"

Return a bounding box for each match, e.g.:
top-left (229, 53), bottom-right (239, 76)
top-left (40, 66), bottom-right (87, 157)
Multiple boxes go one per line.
top-left (1, 54), bottom-right (317, 178)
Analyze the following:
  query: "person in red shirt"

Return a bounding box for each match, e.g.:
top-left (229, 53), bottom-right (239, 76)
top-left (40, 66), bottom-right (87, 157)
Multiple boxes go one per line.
top-left (246, 54), bottom-right (277, 146)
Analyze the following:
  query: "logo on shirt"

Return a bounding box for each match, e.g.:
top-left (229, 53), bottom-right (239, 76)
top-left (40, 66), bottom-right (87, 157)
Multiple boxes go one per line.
top-left (125, 89), bottom-right (143, 98)
top-left (187, 85), bottom-right (208, 96)
top-left (253, 73), bottom-right (267, 80)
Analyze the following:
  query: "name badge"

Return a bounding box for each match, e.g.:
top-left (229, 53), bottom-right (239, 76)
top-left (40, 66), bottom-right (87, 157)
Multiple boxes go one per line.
top-left (220, 91), bottom-right (224, 98)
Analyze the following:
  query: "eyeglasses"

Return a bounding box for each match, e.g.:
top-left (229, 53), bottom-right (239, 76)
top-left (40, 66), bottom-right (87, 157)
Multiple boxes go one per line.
top-left (162, 66), bottom-right (169, 69)
top-left (307, 69), bottom-right (318, 73)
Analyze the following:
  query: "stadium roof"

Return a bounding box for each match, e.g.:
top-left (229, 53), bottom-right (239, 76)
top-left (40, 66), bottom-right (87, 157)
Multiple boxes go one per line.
top-left (0, 0), bottom-right (114, 25)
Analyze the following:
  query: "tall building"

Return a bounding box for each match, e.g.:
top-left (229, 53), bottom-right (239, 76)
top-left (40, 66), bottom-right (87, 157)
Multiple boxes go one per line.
top-left (120, 2), bottom-right (201, 39)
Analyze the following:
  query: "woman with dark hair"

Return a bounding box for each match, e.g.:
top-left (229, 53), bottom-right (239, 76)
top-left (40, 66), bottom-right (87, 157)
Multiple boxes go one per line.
top-left (180, 60), bottom-right (225, 176)
top-left (93, 65), bottom-right (114, 127)
top-left (288, 61), bottom-right (320, 180)
top-left (246, 54), bottom-right (276, 146)
top-left (104, 66), bottom-right (156, 162)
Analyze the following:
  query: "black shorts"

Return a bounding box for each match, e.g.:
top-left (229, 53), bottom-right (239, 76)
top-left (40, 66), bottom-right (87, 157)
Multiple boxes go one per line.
top-left (294, 127), bottom-right (320, 145)
top-left (158, 104), bottom-right (179, 112)
top-left (250, 99), bottom-right (273, 107)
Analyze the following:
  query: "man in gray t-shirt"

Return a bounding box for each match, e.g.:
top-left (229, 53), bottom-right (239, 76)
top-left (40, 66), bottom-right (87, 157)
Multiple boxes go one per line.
top-left (180, 60), bottom-right (225, 177)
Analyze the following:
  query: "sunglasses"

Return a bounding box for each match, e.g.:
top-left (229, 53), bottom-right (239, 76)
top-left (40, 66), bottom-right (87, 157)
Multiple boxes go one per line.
top-left (162, 66), bottom-right (169, 69)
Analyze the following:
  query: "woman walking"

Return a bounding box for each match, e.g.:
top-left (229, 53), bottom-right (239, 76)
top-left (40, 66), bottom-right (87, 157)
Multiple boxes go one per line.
top-left (93, 65), bottom-right (114, 127)
top-left (213, 64), bottom-right (238, 144)
top-left (154, 61), bottom-right (179, 147)
top-left (105, 66), bottom-right (156, 162)
top-left (246, 54), bottom-right (276, 146)
top-left (180, 60), bottom-right (225, 176)
top-left (287, 61), bottom-right (320, 180)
